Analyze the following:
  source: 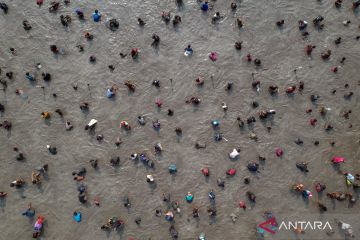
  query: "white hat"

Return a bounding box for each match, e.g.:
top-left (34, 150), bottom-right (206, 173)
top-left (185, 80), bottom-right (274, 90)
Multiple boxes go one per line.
top-left (147, 175), bottom-right (154, 182)
top-left (229, 149), bottom-right (240, 159)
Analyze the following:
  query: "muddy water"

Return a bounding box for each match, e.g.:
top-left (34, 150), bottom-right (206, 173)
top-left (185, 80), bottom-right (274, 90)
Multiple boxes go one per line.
top-left (0, 0), bottom-right (359, 239)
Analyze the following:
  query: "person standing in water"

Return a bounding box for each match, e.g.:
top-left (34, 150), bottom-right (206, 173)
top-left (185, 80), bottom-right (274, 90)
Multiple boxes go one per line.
top-left (22, 203), bottom-right (35, 218)
top-left (92, 10), bottom-right (101, 22)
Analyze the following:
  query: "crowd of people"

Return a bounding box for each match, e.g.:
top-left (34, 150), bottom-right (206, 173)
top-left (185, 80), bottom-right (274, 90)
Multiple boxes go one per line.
top-left (0, 0), bottom-right (359, 239)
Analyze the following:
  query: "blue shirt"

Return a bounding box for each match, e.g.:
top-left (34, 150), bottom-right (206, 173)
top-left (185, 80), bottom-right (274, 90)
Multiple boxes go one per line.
top-left (93, 12), bottom-right (101, 22)
top-left (22, 209), bottom-right (35, 218)
top-left (185, 195), bottom-right (193, 202)
top-left (201, 3), bottom-right (209, 11)
top-left (73, 212), bottom-right (81, 222)
top-left (26, 75), bottom-right (35, 81)
top-left (168, 164), bottom-right (177, 173)
top-left (165, 215), bottom-right (173, 221)
top-left (106, 89), bottom-right (114, 98)
top-left (185, 47), bottom-right (193, 53)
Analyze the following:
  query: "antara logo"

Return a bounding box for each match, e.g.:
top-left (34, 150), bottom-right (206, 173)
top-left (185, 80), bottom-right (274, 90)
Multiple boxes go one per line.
top-left (258, 217), bottom-right (278, 234)
top-left (258, 217), bottom-right (333, 235)
top-left (278, 221), bottom-right (333, 231)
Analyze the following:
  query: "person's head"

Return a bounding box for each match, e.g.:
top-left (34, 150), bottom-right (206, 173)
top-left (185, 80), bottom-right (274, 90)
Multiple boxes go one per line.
top-left (244, 177), bottom-right (250, 184)
top-left (95, 9), bottom-right (98, 13)
top-left (26, 72), bottom-right (29, 76)
top-left (43, 164), bottom-right (48, 171)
